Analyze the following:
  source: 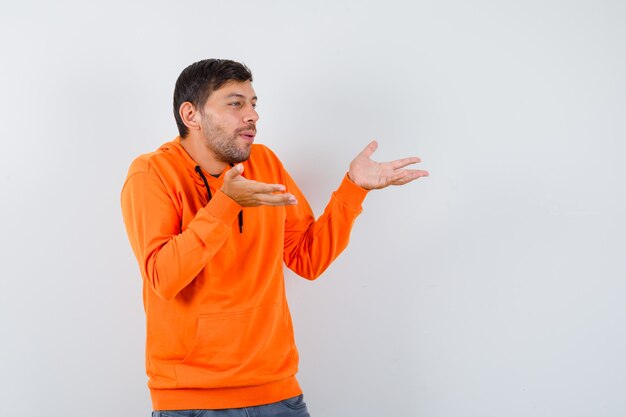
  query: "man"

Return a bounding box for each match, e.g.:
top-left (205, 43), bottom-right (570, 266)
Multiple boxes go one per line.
top-left (121, 59), bottom-right (428, 417)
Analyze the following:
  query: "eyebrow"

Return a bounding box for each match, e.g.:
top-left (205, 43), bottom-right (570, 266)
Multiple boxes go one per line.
top-left (224, 93), bottom-right (257, 100)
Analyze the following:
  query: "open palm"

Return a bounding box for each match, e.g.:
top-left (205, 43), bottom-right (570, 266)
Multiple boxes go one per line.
top-left (348, 140), bottom-right (429, 190)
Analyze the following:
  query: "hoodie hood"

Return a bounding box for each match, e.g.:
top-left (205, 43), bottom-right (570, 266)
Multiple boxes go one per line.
top-left (157, 137), bottom-right (228, 188)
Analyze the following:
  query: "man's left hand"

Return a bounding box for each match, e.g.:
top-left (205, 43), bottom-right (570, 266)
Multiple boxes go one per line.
top-left (348, 140), bottom-right (429, 190)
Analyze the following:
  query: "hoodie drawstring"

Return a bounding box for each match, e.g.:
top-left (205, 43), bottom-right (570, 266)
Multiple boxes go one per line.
top-left (195, 165), bottom-right (243, 234)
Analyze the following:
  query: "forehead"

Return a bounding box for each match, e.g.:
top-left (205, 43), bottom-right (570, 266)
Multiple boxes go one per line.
top-left (210, 80), bottom-right (256, 100)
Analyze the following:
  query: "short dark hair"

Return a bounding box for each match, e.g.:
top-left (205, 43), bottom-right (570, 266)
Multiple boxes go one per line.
top-left (173, 59), bottom-right (253, 137)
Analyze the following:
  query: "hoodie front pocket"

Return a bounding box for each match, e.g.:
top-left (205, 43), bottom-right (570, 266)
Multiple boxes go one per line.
top-left (174, 304), bottom-right (298, 388)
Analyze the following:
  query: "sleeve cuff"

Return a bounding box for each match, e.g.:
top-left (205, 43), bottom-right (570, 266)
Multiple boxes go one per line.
top-left (201, 189), bottom-right (242, 226)
top-left (333, 173), bottom-right (369, 211)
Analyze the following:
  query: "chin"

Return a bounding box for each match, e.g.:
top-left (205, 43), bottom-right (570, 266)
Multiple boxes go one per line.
top-left (228, 152), bottom-right (251, 165)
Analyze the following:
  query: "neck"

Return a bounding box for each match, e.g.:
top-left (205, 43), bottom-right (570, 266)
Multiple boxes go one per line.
top-left (180, 133), bottom-right (226, 176)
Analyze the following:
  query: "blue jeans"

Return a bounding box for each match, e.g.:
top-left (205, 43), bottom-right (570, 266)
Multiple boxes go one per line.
top-left (152, 394), bottom-right (311, 417)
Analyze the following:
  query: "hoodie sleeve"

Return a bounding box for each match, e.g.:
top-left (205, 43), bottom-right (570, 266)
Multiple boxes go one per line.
top-left (121, 166), bottom-right (241, 300)
top-left (282, 170), bottom-right (369, 279)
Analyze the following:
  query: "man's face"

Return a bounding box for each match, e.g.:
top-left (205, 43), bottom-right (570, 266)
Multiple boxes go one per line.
top-left (199, 80), bottom-right (259, 164)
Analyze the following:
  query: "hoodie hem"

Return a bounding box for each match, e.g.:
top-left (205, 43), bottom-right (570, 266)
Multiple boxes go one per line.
top-left (151, 376), bottom-right (302, 410)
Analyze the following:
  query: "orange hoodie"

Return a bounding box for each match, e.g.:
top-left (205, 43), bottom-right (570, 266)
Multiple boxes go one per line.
top-left (121, 137), bottom-right (368, 410)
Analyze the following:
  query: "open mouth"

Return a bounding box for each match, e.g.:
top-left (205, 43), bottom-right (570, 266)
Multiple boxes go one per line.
top-left (240, 130), bottom-right (256, 142)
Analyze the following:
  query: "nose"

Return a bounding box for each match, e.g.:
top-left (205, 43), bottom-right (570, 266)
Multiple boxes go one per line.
top-left (244, 105), bottom-right (259, 124)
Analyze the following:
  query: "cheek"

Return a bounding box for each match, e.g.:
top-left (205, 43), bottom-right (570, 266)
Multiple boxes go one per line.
top-left (205, 114), bottom-right (235, 132)
top-left (224, 114), bottom-right (244, 130)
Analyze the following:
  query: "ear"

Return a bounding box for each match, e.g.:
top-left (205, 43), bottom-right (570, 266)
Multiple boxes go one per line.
top-left (179, 102), bottom-right (201, 132)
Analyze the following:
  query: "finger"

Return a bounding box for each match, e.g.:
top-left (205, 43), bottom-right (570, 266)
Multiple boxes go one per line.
top-left (248, 181), bottom-right (287, 193)
top-left (356, 140), bottom-right (378, 159)
top-left (225, 163), bottom-right (244, 179)
top-left (391, 170), bottom-right (429, 185)
top-left (390, 157), bottom-right (421, 170)
top-left (388, 170), bottom-right (425, 183)
top-left (229, 174), bottom-right (287, 193)
top-left (388, 170), bottom-right (411, 184)
top-left (254, 193), bottom-right (298, 206)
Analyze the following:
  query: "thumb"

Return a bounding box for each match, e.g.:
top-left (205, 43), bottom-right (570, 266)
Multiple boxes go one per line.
top-left (357, 140), bottom-right (378, 159)
top-left (226, 163), bottom-right (244, 179)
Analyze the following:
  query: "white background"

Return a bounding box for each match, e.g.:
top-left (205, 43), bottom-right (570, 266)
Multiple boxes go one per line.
top-left (1, 1), bottom-right (625, 416)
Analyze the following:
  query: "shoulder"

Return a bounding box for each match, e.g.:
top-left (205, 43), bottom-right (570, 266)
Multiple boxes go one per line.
top-left (251, 143), bottom-right (277, 158)
top-left (250, 143), bottom-right (284, 166)
top-left (246, 143), bottom-right (289, 181)
top-left (126, 151), bottom-right (157, 177)
top-left (123, 142), bottom-right (185, 197)
top-left (126, 141), bottom-right (179, 178)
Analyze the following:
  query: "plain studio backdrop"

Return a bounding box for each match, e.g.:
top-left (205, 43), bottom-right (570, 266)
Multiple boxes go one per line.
top-left (1, 1), bottom-right (625, 416)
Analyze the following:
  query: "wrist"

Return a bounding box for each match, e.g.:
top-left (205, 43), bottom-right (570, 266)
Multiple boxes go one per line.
top-left (346, 171), bottom-right (370, 191)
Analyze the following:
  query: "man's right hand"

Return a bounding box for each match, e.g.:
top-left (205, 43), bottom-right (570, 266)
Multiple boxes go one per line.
top-left (221, 164), bottom-right (298, 207)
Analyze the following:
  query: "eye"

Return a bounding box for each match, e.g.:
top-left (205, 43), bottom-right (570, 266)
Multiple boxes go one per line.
top-left (229, 101), bottom-right (242, 107)
top-left (252, 103), bottom-right (257, 109)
